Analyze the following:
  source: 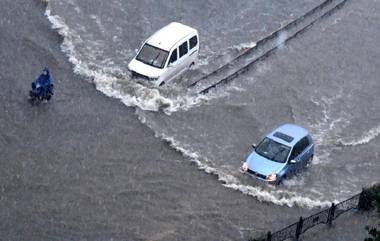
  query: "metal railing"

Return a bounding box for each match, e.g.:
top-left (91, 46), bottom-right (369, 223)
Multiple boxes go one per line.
top-left (251, 188), bottom-right (374, 241)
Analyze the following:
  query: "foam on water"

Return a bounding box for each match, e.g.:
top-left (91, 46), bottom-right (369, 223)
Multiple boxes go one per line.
top-left (277, 31), bottom-right (287, 49)
top-left (224, 183), bottom-right (334, 208)
top-left (308, 93), bottom-right (348, 156)
top-left (235, 41), bottom-right (257, 51)
top-left (309, 88), bottom-right (380, 148)
top-left (338, 125), bottom-right (380, 146)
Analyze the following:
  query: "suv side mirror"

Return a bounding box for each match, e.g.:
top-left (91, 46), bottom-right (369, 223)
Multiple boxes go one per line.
top-left (289, 159), bottom-right (297, 164)
top-left (251, 144), bottom-right (256, 149)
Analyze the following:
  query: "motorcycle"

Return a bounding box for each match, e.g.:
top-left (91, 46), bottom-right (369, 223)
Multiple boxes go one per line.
top-left (29, 67), bottom-right (54, 103)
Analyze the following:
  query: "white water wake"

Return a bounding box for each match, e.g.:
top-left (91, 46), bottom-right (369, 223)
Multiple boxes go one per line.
top-left (44, 0), bottom-right (338, 209)
top-left (339, 125), bottom-right (380, 146)
top-left (137, 113), bottom-right (334, 209)
top-left (43, 1), bottom-right (209, 113)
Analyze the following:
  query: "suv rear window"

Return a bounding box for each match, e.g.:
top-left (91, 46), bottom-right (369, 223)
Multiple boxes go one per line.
top-left (189, 36), bottom-right (198, 49)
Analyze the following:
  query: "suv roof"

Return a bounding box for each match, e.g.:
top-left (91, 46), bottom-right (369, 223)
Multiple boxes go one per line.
top-left (268, 124), bottom-right (309, 146)
top-left (146, 22), bottom-right (197, 51)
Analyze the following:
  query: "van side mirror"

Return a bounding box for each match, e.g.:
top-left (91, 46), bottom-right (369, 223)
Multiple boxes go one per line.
top-left (251, 144), bottom-right (256, 149)
top-left (289, 159), bottom-right (297, 164)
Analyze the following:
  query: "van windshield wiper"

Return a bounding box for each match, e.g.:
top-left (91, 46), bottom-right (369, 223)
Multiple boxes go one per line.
top-left (150, 52), bottom-right (161, 66)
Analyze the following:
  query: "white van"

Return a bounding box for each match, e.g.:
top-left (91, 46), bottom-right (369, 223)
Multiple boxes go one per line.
top-left (128, 22), bottom-right (199, 86)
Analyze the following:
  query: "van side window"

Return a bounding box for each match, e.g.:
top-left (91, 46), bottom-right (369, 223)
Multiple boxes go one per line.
top-left (179, 42), bottom-right (188, 58)
top-left (169, 49), bottom-right (177, 64)
top-left (189, 36), bottom-right (198, 49)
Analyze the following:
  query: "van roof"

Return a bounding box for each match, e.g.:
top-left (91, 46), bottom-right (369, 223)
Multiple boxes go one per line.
top-left (147, 22), bottom-right (197, 51)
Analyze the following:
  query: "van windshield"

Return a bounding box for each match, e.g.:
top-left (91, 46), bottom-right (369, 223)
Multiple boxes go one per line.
top-left (136, 44), bottom-right (169, 69)
top-left (255, 137), bottom-right (291, 163)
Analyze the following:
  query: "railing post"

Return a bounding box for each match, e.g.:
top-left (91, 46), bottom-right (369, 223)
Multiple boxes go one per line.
top-left (358, 188), bottom-right (371, 211)
top-left (265, 231), bottom-right (271, 241)
top-left (327, 202), bottom-right (336, 226)
top-left (295, 216), bottom-right (303, 240)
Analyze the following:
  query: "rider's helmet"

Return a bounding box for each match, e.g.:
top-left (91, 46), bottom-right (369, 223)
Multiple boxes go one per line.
top-left (43, 67), bottom-right (49, 76)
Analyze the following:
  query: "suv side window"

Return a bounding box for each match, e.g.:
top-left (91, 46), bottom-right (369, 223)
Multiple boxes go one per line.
top-left (179, 41), bottom-right (188, 58)
top-left (290, 137), bottom-right (310, 160)
top-left (169, 49), bottom-right (177, 64)
top-left (289, 145), bottom-right (299, 161)
top-left (189, 36), bottom-right (198, 49)
top-left (299, 137), bottom-right (310, 152)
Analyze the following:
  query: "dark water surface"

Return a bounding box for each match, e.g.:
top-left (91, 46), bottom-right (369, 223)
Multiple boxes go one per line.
top-left (0, 1), bottom-right (309, 241)
top-left (44, 0), bottom-right (380, 207)
top-left (1, 0), bottom-right (379, 240)
top-left (137, 0), bottom-right (380, 207)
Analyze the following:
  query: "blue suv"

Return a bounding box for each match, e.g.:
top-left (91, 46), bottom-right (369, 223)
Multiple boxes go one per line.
top-left (241, 124), bottom-right (314, 184)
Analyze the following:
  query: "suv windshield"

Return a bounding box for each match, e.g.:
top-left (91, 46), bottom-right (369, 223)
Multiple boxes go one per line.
top-left (255, 137), bottom-right (291, 163)
top-left (136, 44), bottom-right (169, 69)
